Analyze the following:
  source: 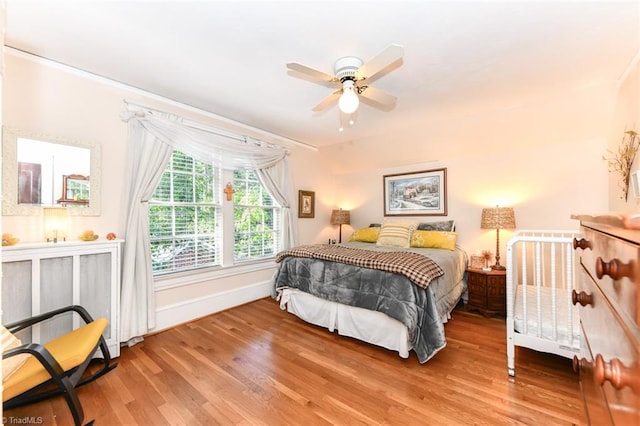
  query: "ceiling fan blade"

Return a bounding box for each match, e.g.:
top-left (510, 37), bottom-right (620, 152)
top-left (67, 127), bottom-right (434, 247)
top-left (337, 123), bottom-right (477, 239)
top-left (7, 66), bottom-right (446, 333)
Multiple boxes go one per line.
top-left (355, 44), bottom-right (404, 81)
top-left (312, 90), bottom-right (341, 112)
top-left (358, 86), bottom-right (397, 111)
top-left (287, 62), bottom-right (339, 87)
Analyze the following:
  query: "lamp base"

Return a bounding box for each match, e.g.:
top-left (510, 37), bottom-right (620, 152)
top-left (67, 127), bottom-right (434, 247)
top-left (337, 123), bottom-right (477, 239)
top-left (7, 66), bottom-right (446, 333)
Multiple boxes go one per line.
top-left (491, 264), bottom-right (506, 271)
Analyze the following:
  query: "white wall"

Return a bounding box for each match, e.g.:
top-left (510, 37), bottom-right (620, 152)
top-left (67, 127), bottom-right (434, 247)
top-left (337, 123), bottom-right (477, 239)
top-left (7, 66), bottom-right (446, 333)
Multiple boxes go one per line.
top-left (332, 139), bottom-right (608, 260)
top-left (608, 60), bottom-right (640, 211)
top-left (325, 83), bottom-right (616, 260)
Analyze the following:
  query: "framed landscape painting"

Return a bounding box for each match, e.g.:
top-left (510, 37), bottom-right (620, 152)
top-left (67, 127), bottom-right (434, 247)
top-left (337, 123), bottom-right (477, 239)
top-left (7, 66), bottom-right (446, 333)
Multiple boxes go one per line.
top-left (383, 168), bottom-right (447, 216)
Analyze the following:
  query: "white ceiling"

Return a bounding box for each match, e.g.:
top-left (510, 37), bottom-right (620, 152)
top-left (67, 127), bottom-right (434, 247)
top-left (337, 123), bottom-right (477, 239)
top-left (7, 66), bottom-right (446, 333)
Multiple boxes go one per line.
top-left (4, 1), bottom-right (639, 148)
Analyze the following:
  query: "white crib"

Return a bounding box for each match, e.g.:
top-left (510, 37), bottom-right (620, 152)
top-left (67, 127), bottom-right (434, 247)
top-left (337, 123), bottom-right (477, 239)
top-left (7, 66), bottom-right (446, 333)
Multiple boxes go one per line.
top-left (506, 230), bottom-right (581, 377)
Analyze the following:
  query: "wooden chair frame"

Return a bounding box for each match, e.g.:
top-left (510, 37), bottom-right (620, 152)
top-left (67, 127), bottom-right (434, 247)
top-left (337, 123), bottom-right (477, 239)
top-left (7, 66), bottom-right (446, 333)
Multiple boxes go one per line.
top-left (3, 305), bottom-right (117, 425)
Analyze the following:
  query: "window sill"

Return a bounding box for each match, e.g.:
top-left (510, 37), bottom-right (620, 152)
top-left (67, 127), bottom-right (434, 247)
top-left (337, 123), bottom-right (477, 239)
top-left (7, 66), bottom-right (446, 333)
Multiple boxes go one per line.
top-left (154, 258), bottom-right (278, 290)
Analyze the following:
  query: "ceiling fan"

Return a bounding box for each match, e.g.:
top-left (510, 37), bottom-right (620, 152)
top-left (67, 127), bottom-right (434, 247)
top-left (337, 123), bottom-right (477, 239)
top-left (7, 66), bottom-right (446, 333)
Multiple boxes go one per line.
top-left (286, 44), bottom-right (404, 124)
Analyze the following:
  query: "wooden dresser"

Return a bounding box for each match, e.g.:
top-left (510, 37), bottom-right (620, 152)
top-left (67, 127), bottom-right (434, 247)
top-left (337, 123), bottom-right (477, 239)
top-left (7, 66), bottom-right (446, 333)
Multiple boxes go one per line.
top-left (572, 213), bottom-right (640, 424)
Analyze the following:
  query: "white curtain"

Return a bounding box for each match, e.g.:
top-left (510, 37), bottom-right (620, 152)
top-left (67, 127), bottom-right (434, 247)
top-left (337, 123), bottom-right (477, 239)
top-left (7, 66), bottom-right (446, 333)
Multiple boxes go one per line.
top-left (120, 113), bottom-right (173, 343)
top-left (256, 159), bottom-right (296, 249)
top-left (119, 107), bottom-right (297, 344)
top-left (124, 109), bottom-right (286, 169)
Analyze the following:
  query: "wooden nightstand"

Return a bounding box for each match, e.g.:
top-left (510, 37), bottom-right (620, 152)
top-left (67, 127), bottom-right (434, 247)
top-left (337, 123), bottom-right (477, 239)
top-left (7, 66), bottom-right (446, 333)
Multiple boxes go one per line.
top-left (466, 267), bottom-right (506, 317)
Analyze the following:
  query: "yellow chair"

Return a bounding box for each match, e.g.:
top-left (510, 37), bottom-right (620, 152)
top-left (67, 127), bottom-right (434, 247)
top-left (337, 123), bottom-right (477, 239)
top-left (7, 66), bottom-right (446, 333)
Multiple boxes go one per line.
top-left (2, 305), bottom-right (117, 426)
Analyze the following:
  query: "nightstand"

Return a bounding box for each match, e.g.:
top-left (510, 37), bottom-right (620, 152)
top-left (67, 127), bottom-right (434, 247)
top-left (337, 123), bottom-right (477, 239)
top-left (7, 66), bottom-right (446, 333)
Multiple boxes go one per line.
top-left (465, 267), bottom-right (506, 317)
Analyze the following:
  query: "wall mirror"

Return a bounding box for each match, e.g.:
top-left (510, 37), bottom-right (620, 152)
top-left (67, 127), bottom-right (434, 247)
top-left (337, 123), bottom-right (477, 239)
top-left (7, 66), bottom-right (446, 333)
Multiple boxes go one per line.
top-left (2, 128), bottom-right (101, 216)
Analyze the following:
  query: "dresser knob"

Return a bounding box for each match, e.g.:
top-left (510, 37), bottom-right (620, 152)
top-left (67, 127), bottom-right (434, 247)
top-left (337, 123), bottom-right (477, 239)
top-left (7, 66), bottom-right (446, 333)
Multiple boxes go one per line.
top-left (595, 257), bottom-right (635, 281)
top-left (595, 354), bottom-right (638, 392)
top-left (573, 237), bottom-right (592, 250)
top-left (573, 355), bottom-right (591, 373)
top-left (571, 289), bottom-right (593, 306)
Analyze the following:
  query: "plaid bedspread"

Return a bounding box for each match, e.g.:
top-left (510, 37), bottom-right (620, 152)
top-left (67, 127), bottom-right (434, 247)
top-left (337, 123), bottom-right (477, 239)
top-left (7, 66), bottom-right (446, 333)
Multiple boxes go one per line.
top-left (275, 244), bottom-right (444, 289)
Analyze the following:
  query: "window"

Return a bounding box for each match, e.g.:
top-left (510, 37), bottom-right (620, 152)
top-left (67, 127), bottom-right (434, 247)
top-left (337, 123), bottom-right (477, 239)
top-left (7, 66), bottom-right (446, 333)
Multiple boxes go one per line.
top-left (149, 150), bottom-right (281, 275)
top-left (233, 169), bottom-right (281, 261)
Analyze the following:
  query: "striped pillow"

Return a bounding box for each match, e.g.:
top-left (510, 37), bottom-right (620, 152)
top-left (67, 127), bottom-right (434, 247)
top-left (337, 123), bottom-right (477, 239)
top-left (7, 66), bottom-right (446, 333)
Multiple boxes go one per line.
top-left (377, 220), bottom-right (416, 248)
top-left (2, 326), bottom-right (29, 382)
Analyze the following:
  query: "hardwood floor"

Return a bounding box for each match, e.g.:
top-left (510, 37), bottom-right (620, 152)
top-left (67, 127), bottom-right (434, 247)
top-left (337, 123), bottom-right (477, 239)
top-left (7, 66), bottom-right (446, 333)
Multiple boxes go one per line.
top-left (4, 298), bottom-right (585, 425)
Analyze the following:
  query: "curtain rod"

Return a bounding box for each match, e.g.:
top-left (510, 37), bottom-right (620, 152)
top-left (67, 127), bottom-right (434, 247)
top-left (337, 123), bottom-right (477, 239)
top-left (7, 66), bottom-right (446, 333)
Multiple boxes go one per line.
top-left (124, 100), bottom-right (290, 152)
top-left (123, 99), bottom-right (316, 152)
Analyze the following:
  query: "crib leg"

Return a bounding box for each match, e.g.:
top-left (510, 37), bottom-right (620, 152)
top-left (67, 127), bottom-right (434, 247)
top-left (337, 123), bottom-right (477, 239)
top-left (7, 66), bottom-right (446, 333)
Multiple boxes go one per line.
top-left (507, 335), bottom-right (516, 377)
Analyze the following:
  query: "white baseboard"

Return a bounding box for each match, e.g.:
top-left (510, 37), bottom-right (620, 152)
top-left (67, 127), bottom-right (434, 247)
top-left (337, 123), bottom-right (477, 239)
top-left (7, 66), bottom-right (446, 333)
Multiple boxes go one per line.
top-left (151, 279), bottom-right (273, 333)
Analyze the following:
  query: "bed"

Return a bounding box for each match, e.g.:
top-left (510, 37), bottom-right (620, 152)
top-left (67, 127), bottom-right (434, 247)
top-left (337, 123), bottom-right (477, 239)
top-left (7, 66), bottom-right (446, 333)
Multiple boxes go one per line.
top-left (505, 230), bottom-right (581, 376)
top-left (271, 220), bottom-right (468, 363)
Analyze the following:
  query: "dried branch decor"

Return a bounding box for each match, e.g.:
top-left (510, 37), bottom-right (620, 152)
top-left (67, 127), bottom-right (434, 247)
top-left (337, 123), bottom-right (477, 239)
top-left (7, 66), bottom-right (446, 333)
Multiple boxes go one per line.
top-left (603, 130), bottom-right (640, 202)
top-left (482, 250), bottom-right (492, 267)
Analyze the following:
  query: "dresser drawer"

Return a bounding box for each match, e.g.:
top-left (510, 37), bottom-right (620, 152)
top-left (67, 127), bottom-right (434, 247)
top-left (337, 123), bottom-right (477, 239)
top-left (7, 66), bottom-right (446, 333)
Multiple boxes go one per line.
top-left (579, 227), bottom-right (639, 327)
top-left (578, 270), bottom-right (639, 424)
top-left (578, 323), bottom-right (614, 425)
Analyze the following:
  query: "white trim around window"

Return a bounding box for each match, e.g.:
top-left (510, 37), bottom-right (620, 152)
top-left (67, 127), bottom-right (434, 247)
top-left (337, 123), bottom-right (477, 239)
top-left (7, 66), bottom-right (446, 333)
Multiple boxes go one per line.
top-left (153, 257), bottom-right (278, 291)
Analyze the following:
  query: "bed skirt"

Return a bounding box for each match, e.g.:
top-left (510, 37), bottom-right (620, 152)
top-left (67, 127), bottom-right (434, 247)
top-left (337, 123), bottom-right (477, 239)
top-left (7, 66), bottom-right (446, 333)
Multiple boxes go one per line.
top-left (278, 288), bottom-right (412, 358)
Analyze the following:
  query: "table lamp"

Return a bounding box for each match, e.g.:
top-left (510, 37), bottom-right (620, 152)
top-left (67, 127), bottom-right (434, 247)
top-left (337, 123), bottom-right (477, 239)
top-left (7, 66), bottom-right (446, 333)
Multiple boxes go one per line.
top-left (44, 207), bottom-right (69, 243)
top-left (330, 209), bottom-right (350, 243)
top-left (480, 205), bottom-right (516, 270)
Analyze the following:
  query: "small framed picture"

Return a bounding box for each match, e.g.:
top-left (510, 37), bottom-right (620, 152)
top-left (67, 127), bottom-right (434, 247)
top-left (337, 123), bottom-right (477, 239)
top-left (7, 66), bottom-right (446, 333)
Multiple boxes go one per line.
top-left (298, 190), bottom-right (315, 218)
top-left (469, 255), bottom-right (485, 269)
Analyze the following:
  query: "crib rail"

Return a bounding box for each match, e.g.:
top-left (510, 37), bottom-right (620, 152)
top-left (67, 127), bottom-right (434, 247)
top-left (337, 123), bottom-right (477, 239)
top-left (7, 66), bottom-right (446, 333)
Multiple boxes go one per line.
top-left (505, 230), bottom-right (581, 377)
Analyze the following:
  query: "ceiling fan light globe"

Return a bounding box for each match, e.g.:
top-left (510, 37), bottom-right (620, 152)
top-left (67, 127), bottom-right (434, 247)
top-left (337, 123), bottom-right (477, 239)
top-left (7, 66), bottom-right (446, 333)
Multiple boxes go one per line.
top-left (339, 89), bottom-right (359, 114)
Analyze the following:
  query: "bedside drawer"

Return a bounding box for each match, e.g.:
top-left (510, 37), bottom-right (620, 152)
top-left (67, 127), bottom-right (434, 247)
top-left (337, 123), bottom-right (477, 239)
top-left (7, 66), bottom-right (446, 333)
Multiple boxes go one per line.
top-left (578, 271), bottom-right (639, 424)
top-left (487, 276), bottom-right (506, 311)
top-left (467, 273), bottom-right (486, 306)
top-left (579, 227), bottom-right (639, 327)
top-left (465, 268), bottom-right (505, 317)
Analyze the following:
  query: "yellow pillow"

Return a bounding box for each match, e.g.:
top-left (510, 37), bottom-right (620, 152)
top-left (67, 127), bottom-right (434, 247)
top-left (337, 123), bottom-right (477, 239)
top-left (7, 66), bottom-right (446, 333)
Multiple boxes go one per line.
top-left (2, 326), bottom-right (29, 382)
top-left (410, 230), bottom-right (457, 250)
top-left (348, 227), bottom-right (380, 243)
top-left (377, 220), bottom-right (416, 248)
